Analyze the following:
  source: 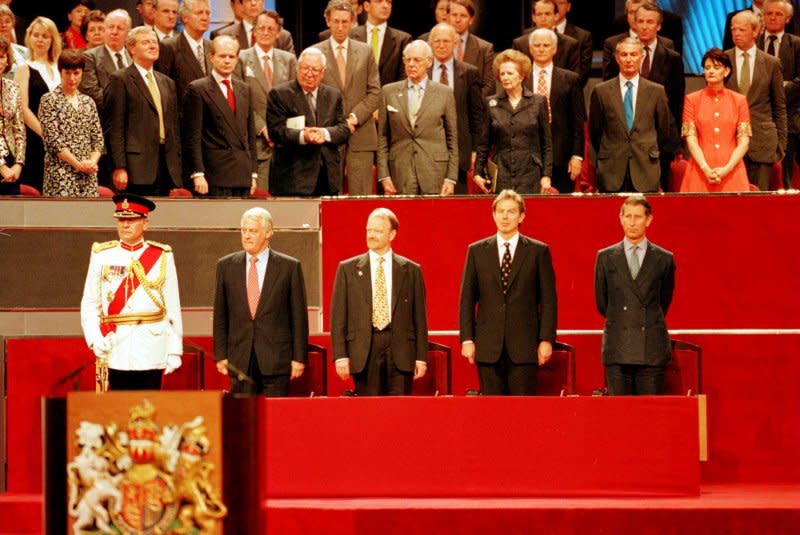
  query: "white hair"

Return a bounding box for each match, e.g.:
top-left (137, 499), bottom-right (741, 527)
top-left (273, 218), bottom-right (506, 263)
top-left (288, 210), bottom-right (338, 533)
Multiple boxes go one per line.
top-left (241, 207), bottom-right (273, 230)
top-left (529, 28), bottom-right (558, 47)
top-left (403, 39), bottom-right (433, 59)
top-left (299, 46), bottom-right (327, 68)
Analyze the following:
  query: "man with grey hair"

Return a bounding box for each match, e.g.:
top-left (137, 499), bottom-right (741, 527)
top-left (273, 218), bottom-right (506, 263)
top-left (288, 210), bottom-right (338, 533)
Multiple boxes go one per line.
top-left (156, 0), bottom-right (212, 115)
top-left (80, 9), bottom-right (132, 114)
top-left (378, 39), bottom-right (458, 195)
top-left (315, 0), bottom-right (381, 195)
top-left (214, 207), bottom-right (309, 396)
top-left (512, 0), bottom-right (581, 83)
top-left (726, 9), bottom-right (787, 190)
top-left (267, 46), bottom-right (350, 196)
top-left (589, 37), bottom-right (670, 193)
top-left (758, 0), bottom-right (800, 188)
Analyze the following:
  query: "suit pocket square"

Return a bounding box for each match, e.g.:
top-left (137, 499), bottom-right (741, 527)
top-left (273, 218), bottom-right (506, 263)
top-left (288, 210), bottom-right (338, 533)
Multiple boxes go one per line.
top-left (245, 65), bottom-right (255, 78)
top-left (387, 105), bottom-right (399, 113)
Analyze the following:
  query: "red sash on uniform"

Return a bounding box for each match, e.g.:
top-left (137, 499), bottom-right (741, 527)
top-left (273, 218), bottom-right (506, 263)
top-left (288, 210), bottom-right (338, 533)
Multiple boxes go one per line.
top-left (100, 245), bottom-right (163, 335)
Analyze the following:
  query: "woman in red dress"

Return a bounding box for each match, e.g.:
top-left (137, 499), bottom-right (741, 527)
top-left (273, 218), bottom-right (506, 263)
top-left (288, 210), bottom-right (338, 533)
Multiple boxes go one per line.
top-left (680, 48), bottom-right (751, 192)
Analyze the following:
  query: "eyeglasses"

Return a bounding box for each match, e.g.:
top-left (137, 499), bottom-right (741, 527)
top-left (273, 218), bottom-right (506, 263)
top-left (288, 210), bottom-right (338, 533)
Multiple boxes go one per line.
top-left (299, 65), bottom-right (324, 75)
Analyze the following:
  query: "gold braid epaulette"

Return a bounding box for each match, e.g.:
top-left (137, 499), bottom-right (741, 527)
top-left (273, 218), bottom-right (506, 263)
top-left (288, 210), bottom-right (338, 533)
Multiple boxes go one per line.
top-left (146, 240), bottom-right (172, 252)
top-left (92, 240), bottom-right (119, 253)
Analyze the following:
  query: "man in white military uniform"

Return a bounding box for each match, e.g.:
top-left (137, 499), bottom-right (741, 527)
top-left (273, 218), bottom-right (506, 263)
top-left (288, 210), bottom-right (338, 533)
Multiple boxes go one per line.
top-left (80, 193), bottom-right (183, 390)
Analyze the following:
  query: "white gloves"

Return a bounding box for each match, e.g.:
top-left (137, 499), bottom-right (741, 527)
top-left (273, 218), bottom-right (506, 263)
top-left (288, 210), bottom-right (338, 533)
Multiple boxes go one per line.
top-left (164, 355), bottom-right (182, 375)
top-left (92, 333), bottom-right (114, 358)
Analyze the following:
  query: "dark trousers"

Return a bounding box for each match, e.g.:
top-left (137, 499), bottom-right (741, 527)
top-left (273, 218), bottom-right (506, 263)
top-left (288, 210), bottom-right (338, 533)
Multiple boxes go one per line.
top-left (605, 364), bottom-right (665, 395)
top-left (455, 168), bottom-right (469, 195)
top-left (0, 181), bottom-right (20, 195)
top-left (353, 328), bottom-right (412, 396)
top-left (477, 345), bottom-right (538, 395)
top-left (551, 164), bottom-right (574, 194)
top-left (230, 350), bottom-right (289, 397)
top-left (109, 368), bottom-right (163, 390)
top-left (207, 185), bottom-right (250, 198)
top-left (124, 144), bottom-right (176, 196)
top-left (744, 157), bottom-right (773, 191)
top-left (659, 153), bottom-right (674, 192)
top-left (783, 133), bottom-right (798, 189)
top-left (312, 165), bottom-right (333, 196)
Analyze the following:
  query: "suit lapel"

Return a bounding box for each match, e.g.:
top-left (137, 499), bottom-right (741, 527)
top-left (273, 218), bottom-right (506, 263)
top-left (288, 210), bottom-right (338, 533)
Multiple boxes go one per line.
top-left (507, 235), bottom-right (529, 291)
top-left (247, 49), bottom-right (270, 94)
top-left (356, 254), bottom-right (372, 307)
top-left (484, 237), bottom-right (503, 290)
top-left (206, 76), bottom-right (240, 134)
top-left (633, 80), bottom-right (648, 131)
top-left (394, 85), bottom-right (412, 133)
top-left (178, 34), bottom-right (203, 79)
top-left (379, 28), bottom-right (395, 69)
top-left (391, 255), bottom-right (405, 315)
top-left (129, 67), bottom-right (159, 113)
top-left (255, 250), bottom-right (276, 316)
top-left (613, 242), bottom-right (645, 303)
top-left (752, 51), bottom-right (766, 97)
top-left (726, 50), bottom-right (741, 93)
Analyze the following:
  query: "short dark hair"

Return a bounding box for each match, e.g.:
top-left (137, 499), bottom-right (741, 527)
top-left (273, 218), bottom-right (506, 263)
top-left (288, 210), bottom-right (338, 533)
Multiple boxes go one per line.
top-left (533, 0), bottom-right (559, 15)
top-left (635, 2), bottom-right (663, 23)
top-left (702, 47), bottom-right (733, 82)
top-left (449, 0), bottom-right (476, 17)
top-left (58, 48), bottom-right (86, 71)
top-left (369, 207), bottom-right (399, 231)
top-left (493, 189), bottom-right (526, 215)
top-left (0, 36), bottom-right (12, 74)
top-left (256, 10), bottom-right (284, 30)
top-left (80, 9), bottom-right (105, 40)
top-left (620, 194), bottom-right (652, 216)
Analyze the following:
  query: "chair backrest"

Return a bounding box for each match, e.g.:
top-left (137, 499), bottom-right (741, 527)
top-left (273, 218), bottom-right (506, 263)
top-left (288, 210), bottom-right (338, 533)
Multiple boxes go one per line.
top-left (664, 339), bottom-right (702, 395)
top-left (161, 343), bottom-right (205, 390)
top-left (251, 188), bottom-right (271, 199)
top-left (19, 184), bottom-right (41, 196)
top-left (169, 188), bottom-right (194, 197)
top-left (537, 341), bottom-right (576, 396)
top-left (97, 186), bottom-right (115, 198)
top-left (288, 343), bottom-right (327, 397)
top-left (412, 341), bottom-right (452, 396)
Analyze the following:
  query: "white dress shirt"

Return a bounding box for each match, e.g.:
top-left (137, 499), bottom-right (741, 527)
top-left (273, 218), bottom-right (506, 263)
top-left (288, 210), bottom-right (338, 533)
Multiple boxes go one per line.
top-left (496, 232), bottom-right (520, 264)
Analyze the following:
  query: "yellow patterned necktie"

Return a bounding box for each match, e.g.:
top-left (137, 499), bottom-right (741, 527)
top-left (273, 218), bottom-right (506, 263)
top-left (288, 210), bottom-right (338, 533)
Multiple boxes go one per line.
top-left (145, 71), bottom-right (165, 142)
top-left (372, 256), bottom-right (389, 330)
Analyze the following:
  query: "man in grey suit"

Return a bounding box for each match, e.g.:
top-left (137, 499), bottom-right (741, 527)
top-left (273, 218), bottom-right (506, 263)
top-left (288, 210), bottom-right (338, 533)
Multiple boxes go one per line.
top-left (727, 10), bottom-right (788, 191)
top-left (80, 9), bottom-right (132, 114)
top-left (316, 0), bottom-right (381, 196)
top-left (459, 190), bottom-right (557, 395)
top-left (595, 194), bottom-right (675, 396)
top-left (239, 10), bottom-right (296, 191)
top-left (589, 38), bottom-right (671, 193)
top-left (214, 207), bottom-right (308, 396)
top-left (378, 40), bottom-right (458, 195)
top-left (330, 207), bottom-right (428, 396)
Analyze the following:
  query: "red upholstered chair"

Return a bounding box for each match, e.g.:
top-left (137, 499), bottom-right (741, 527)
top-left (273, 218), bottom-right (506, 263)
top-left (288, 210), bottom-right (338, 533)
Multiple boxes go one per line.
top-left (169, 187), bottom-right (194, 197)
top-left (793, 161), bottom-right (800, 189)
top-left (542, 185), bottom-right (560, 195)
top-left (576, 180), bottom-right (596, 193)
top-left (161, 343), bottom-right (205, 390)
top-left (412, 341), bottom-right (452, 396)
top-left (97, 186), bottom-right (114, 198)
top-left (748, 183), bottom-right (760, 192)
top-left (251, 187), bottom-right (271, 199)
top-left (664, 339), bottom-right (702, 395)
top-left (288, 343), bottom-right (328, 397)
top-left (770, 162), bottom-right (783, 191)
top-left (669, 154), bottom-right (688, 192)
top-left (537, 341), bottom-right (576, 396)
top-left (19, 184), bottom-right (41, 196)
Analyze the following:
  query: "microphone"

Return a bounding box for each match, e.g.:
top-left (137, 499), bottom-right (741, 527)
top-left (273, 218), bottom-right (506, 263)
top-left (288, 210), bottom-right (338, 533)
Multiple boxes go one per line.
top-left (224, 360), bottom-right (255, 385)
top-left (50, 361), bottom-right (90, 394)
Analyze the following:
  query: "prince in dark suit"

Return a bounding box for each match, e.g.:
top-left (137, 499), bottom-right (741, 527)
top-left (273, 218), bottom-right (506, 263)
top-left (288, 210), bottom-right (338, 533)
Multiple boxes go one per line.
top-left (266, 47), bottom-right (351, 196)
top-left (459, 190), bottom-right (558, 395)
top-left (330, 208), bottom-right (428, 396)
top-left (213, 207), bottom-right (309, 396)
top-left (595, 195), bottom-right (675, 396)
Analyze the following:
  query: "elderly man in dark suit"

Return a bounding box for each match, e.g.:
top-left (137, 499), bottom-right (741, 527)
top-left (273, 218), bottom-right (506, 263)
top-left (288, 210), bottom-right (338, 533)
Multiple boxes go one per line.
top-left (378, 39), bottom-right (459, 195)
top-left (156, 0), bottom-right (212, 115)
top-left (595, 194), bottom-right (675, 396)
top-left (316, 0), bottom-right (381, 196)
top-left (267, 46), bottom-right (350, 196)
top-left (427, 22), bottom-right (485, 194)
top-left (103, 26), bottom-right (182, 195)
top-left (459, 189), bottom-right (558, 396)
top-left (589, 38), bottom-right (671, 193)
top-left (330, 207), bottom-right (428, 396)
top-left (726, 9), bottom-right (788, 191)
top-left (513, 0), bottom-right (582, 84)
top-left (349, 0), bottom-right (412, 85)
top-left (758, 0), bottom-right (800, 189)
top-left (81, 10), bottom-right (132, 114)
top-left (528, 28), bottom-right (585, 193)
top-left (238, 10), bottom-right (296, 192)
top-left (214, 207), bottom-right (308, 396)
top-left (183, 35), bottom-right (257, 197)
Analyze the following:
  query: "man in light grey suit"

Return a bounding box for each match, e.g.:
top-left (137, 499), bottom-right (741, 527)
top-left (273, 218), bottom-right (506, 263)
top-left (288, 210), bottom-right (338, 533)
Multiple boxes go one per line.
top-left (316, 0), bottom-right (381, 196)
top-left (80, 9), bottom-right (132, 114)
top-left (378, 40), bottom-right (458, 196)
top-left (238, 10), bottom-right (297, 191)
top-left (726, 10), bottom-right (788, 191)
top-left (589, 38), bottom-right (670, 193)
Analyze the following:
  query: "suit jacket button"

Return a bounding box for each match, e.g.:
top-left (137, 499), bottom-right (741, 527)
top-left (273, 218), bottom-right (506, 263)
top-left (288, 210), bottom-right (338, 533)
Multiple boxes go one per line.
top-left (641, 327), bottom-right (645, 331)
top-left (623, 306), bottom-right (627, 311)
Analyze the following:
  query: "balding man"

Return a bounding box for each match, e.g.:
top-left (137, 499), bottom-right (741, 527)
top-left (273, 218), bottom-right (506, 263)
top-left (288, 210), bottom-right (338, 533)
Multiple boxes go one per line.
top-left (377, 40), bottom-right (458, 195)
top-left (512, 0), bottom-right (581, 83)
top-left (80, 9), bottom-right (132, 114)
top-left (726, 9), bottom-right (787, 190)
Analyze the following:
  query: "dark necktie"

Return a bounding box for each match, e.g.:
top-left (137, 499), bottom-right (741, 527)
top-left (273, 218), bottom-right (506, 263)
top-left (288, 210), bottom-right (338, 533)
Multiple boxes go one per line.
top-left (767, 35), bottom-right (777, 57)
top-left (222, 79), bottom-right (236, 113)
top-left (501, 242), bottom-right (512, 293)
top-left (641, 45), bottom-right (651, 78)
top-left (439, 64), bottom-right (448, 86)
top-left (628, 245), bottom-right (641, 280)
top-left (306, 92), bottom-right (316, 125)
top-left (115, 52), bottom-right (124, 70)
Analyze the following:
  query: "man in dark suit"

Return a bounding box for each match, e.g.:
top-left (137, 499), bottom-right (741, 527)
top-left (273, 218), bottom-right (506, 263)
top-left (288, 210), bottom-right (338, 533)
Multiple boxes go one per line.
top-left (211, 0), bottom-right (295, 54)
top-left (156, 0), bottom-right (212, 114)
top-left (445, 0), bottom-right (495, 97)
top-left (80, 9), bottom-right (132, 114)
top-left (605, 3), bottom-right (684, 192)
top-left (266, 46), bottom-right (350, 196)
top-left (721, 1), bottom-right (799, 51)
top-left (726, 10), bottom-right (788, 190)
top-left (350, 0), bottom-right (412, 85)
top-left (330, 208), bottom-right (428, 396)
top-left (428, 22), bottom-right (485, 194)
top-left (183, 35), bottom-right (257, 197)
top-left (595, 194), bottom-right (675, 396)
top-left (214, 207), bottom-right (308, 396)
top-left (512, 0), bottom-right (582, 84)
top-left (611, 0), bottom-right (683, 53)
top-left (316, 0), bottom-right (381, 196)
top-left (459, 189), bottom-right (558, 396)
top-left (103, 26), bottom-right (182, 195)
top-left (529, 28), bottom-right (585, 193)
top-left (554, 0), bottom-right (593, 87)
top-left (238, 10), bottom-right (297, 191)
top-left (151, 0), bottom-right (178, 41)
top-left (319, 0), bottom-right (366, 40)
top-left (759, 0), bottom-right (800, 188)
top-left (589, 38), bottom-right (671, 193)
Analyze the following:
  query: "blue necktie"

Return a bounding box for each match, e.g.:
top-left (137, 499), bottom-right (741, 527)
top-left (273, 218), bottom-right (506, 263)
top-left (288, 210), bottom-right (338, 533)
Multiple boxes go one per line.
top-left (624, 80), bottom-right (634, 133)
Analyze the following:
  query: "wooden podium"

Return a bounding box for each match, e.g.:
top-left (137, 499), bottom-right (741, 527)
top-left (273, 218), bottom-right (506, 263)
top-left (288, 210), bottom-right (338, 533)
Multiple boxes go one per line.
top-left (43, 392), bottom-right (259, 534)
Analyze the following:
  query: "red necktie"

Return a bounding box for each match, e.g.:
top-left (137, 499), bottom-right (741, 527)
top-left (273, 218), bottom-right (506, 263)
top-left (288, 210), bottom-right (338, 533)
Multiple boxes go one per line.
top-left (247, 256), bottom-right (260, 318)
top-left (222, 79), bottom-right (236, 113)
